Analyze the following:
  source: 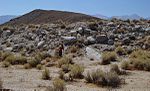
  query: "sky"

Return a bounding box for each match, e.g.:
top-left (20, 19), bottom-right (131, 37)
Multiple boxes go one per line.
top-left (0, 0), bottom-right (150, 18)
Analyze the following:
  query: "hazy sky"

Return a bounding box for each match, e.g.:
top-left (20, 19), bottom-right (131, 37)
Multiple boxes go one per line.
top-left (0, 0), bottom-right (150, 17)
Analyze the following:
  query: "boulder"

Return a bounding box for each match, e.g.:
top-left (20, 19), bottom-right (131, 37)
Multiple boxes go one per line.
top-left (96, 35), bottom-right (108, 44)
top-left (108, 39), bottom-right (114, 45)
top-left (2, 30), bottom-right (12, 38)
top-left (4, 47), bottom-right (13, 52)
top-left (85, 36), bottom-right (96, 45)
top-left (37, 41), bottom-right (45, 48)
top-left (86, 47), bottom-right (101, 61)
top-left (62, 36), bottom-right (77, 45)
top-left (122, 37), bottom-right (131, 45)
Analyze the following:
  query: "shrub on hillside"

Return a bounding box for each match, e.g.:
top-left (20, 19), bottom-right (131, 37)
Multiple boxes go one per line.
top-left (36, 64), bottom-right (43, 70)
top-left (28, 57), bottom-right (40, 67)
top-left (4, 55), bottom-right (27, 65)
top-left (84, 69), bottom-right (122, 88)
top-left (115, 46), bottom-right (126, 55)
top-left (110, 64), bottom-right (121, 75)
top-left (70, 64), bottom-right (84, 79)
top-left (53, 78), bottom-right (66, 91)
top-left (122, 50), bottom-right (150, 71)
top-left (101, 52), bottom-right (117, 65)
top-left (57, 56), bottom-right (73, 68)
top-left (42, 68), bottom-right (51, 80)
top-left (121, 61), bottom-right (130, 70)
top-left (2, 61), bottom-right (10, 68)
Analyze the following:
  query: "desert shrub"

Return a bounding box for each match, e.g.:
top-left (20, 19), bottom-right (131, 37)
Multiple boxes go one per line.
top-left (0, 78), bottom-right (3, 89)
top-left (85, 69), bottom-right (105, 84)
top-left (57, 56), bottom-right (73, 68)
top-left (1, 52), bottom-right (13, 61)
top-left (4, 55), bottom-right (27, 65)
top-left (53, 78), bottom-right (66, 91)
top-left (61, 64), bottom-right (71, 73)
top-left (105, 72), bottom-right (121, 87)
top-left (129, 50), bottom-right (143, 59)
top-left (36, 64), bottom-right (43, 70)
top-left (42, 68), bottom-right (51, 80)
top-left (110, 64), bottom-right (120, 75)
top-left (115, 46), bottom-right (126, 55)
top-left (67, 46), bottom-right (78, 53)
top-left (121, 61), bottom-right (130, 70)
top-left (2, 61), bottom-right (10, 68)
top-left (84, 69), bottom-right (121, 88)
top-left (35, 52), bottom-right (49, 61)
top-left (70, 64), bottom-right (84, 79)
top-left (130, 50), bottom-right (150, 70)
top-left (125, 50), bottom-right (150, 71)
top-left (59, 70), bottom-right (65, 80)
top-left (28, 57), bottom-right (40, 67)
top-left (101, 52), bottom-right (117, 65)
top-left (24, 63), bottom-right (31, 69)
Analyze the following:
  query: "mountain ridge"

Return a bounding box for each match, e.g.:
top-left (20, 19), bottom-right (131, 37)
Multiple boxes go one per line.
top-left (3, 9), bottom-right (100, 26)
top-left (0, 15), bottom-right (17, 24)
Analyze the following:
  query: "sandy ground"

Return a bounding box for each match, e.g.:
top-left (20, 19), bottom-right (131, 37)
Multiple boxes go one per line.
top-left (0, 47), bottom-right (150, 91)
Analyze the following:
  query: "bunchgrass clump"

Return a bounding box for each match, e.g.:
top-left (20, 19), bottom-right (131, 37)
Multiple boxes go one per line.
top-left (121, 50), bottom-right (150, 71)
top-left (2, 61), bottom-right (10, 68)
top-left (36, 64), bottom-right (43, 70)
top-left (57, 56), bottom-right (73, 68)
top-left (70, 64), bottom-right (84, 79)
top-left (110, 64), bottom-right (121, 75)
top-left (84, 69), bottom-right (122, 88)
top-left (42, 68), bottom-right (51, 80)
top-left (101, 52), bottom-right (117, 65)
top-left (115, 46), bottom-right (126, 55)
top-left (4, 55), bottom-right (27, 65)
top-left (121, 61), bottom-right (130, 70)
top-left (53, 78), bottom-right (66, 91)
top-left (28, 57), bottom-right (40, 68)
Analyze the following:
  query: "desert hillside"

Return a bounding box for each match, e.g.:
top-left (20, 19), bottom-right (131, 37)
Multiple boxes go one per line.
top-left (3, 9), bottom-right (100, 26)
top-left (0, 10), bottom-right (150, 91)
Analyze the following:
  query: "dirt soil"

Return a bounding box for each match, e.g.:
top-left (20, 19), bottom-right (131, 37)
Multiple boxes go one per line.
top-left (0, 55), bottom-right (150, 91)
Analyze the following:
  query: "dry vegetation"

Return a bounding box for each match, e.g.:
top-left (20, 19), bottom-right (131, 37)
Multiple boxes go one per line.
top-left (121, 50), bottom-right (150, 71)
top-left (101, 52), bottom-right (117, 65)
top-left (85, 69), bottom-right (122, 88)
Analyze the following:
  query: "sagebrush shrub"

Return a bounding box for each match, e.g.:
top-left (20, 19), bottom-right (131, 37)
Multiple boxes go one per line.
top-left (28, 57), bottom-right (40, 67)
top-left (57, 56), bottom-right (73, 68)
top-left (70, 64), bottom-right (84, 79)
top-left (53, 78), bottom-right (66, 91)
top-left (101, 52), bottom-right (117, 65)
top-left (36, 64), bottom-right (43, 70)
top-left (42, 68), bottom-right (51, 80)
top-left (4, 55), bottom-right (27, 65)
top-left (84, 69), bottom-right (122, 88)
top-left (115, 46), bottom-right (126, 55)
top-left (121, 61), bottom-right (130, 70)
top-left (110, 64), bottom-right (120, 75)
top-left (2, 61), bottom-right (10, 68)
